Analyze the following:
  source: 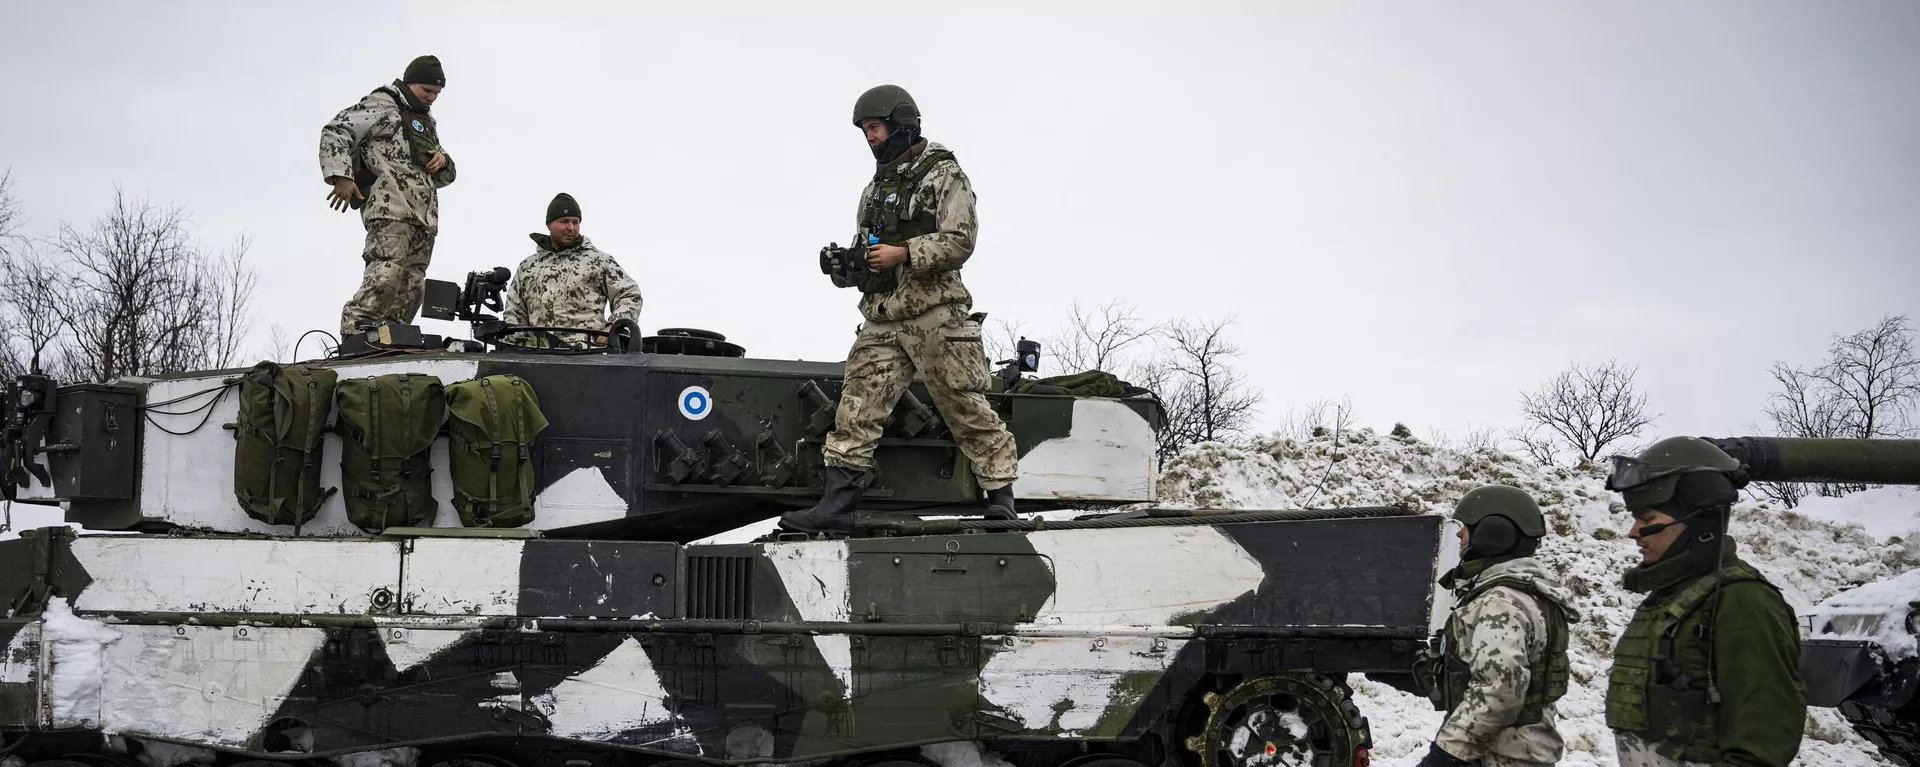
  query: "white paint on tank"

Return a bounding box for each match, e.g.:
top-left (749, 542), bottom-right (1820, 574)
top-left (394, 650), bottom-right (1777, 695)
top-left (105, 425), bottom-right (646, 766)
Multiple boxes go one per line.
top-left (402, 539), bottom-right (524, 616)
top-left (136, 358), bottom-right (479, 535)
top-left (978, 635), bottom-right (1185, 735)
top-left (70, 538), bottom-right (402, 614)
top-left (815, 634), bottom-right (853, 699)
top-left (96, 624), bottom-right (326, 746)
top-left (1024, 526), bottom-right (1265, 627)
top-left (762, 540), bottom-right (850, 622)
top-left (1, 623), bottom-right (37, 684)
top-left (43, 597), bottom-right (122, 729)
top-left (381, 628), bottom-right (470, 672)
top-left (1010, 399), bottom-right (1157, 502)
top-left (526, 466), bottom-right (628, 530)
top-left (531, 635), bottom-right (697, 750)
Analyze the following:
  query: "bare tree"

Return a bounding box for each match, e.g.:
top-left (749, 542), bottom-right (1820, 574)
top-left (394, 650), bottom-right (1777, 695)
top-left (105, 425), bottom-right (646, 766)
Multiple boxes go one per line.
top-left (1516, 359), bottom-right (1659, 466)
top-left (1144, 317), bottom-right (1264, 459)
top-left (1504, 424), bottom-right (1562, 466)
top-left (0, 170), bottom-right (21, 253)
top-left (985, 316), bottom-right (1029, 371)
top-left (1, 188), bottom-right (259, 384)
top-left (1045, 299), bottom-right (1160, 376)
top-left (1752, 316), bottom-right (1920, 506)
top-left (1813, 315), bottom-right (1920, 439)
top-left (1428, 423), bottom-right (1499, 452)
top-left (0, 245), bottom-right (71, 380)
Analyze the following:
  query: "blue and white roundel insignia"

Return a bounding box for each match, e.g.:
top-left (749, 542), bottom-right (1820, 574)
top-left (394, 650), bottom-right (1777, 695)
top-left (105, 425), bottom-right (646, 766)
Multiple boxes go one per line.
top-left (678, 386), bottom-right (712, 421)
top-left (411, 119), bottom-right (424, 132)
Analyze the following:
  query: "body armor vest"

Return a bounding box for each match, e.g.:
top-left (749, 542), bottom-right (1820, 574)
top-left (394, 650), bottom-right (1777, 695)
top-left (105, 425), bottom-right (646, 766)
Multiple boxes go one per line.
top-left (854, 147), bottom-right (955, 295)
top-left (1604, 559), bottom-right (1771, 763)
top-left (1426, 575), bottom-right (1571, 725)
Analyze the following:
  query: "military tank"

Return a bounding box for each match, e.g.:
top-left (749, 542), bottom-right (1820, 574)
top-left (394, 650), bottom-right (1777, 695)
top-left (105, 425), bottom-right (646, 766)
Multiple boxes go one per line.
top-left (0, 269), bottom-right (1449, 767)
top-left (1697, 437), bottom-right (1920, 765)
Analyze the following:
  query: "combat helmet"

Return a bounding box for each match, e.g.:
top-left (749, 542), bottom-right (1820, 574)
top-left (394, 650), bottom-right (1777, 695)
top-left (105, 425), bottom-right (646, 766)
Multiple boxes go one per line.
top-left (853, 84), bottom-right (922, 162)
top-left (1605, 436), bottom-right (1746, 512)
top-left (1451, 484), bottom-right (1546, 560)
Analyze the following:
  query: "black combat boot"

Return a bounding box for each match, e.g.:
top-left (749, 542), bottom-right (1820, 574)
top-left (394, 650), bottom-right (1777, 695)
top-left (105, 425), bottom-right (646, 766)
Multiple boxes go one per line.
top-left (983, 484), bottom-right (1017, 520)
top-left (778, 466), bottom-right (867, 537)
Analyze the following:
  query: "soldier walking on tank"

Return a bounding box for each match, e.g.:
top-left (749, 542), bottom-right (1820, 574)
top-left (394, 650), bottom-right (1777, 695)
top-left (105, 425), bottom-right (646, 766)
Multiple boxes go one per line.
top-left (1413, 485), bottom-right (1576, 767)
top-left (502, 193), bottom-right (643, 349)
top-left (1601, 437), bottom-right (1806, 766)
top-left (320, 55), bottom-right (458, 337)
top-left (779, 84), bottom-right (1019, 537)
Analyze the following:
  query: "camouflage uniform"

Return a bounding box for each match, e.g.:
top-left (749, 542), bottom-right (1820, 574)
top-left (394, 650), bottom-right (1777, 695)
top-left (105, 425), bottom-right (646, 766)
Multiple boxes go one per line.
top-left (1434, 557), bottom-right (1575, 766)
top-left (503, 234), bottom-right (643, 349)
top-left (821, 140), bottom-right (1017, 489)
top-left (319, 81), bottom-right (457, 336)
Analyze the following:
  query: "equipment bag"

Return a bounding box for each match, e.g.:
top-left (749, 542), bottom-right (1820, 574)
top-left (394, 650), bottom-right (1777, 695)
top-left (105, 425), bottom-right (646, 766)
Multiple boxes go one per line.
top-left (335, 372), bottom-right (446, 533)
top-left (446, 374), bottom-right (549, 528)
top-left (230, 361), bottom-right (339, 528)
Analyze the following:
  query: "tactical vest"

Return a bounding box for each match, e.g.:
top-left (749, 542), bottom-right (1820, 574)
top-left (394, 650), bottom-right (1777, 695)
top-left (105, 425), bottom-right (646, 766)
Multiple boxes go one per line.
top-left (855, 147), bottom-right (956, 294)
top-left (1432, 575), bottom-right (1571, 725)
top-left (1605, 559), bottom-right (1773, 763)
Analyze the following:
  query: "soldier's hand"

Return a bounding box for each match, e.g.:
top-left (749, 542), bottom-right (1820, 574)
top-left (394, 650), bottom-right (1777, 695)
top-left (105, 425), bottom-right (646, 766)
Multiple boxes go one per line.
top-left (327, 179), bottom-right (363, 212)
top-left (866, 244), bottom-right (908, 270)
top-left (425, 150), bottom-right (447, 174)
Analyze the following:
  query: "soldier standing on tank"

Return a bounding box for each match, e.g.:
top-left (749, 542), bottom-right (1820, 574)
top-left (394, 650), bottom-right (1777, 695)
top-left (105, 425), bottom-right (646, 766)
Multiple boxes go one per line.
top-left (502, 193), bottom-right (643, 349)
top-left (778, 84), bottom-right (1020, 537)
top-left (320, 55), bottom-right (458, 337)
top-left (1413, 485), bottom-right (1576, 767)
top-left (1601, 437), bottom-right (1806, 767)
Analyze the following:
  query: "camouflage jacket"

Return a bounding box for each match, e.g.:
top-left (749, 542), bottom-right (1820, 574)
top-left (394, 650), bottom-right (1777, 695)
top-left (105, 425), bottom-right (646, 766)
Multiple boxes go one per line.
top-left (854, 140), bottom-right (978, 323)
top-left (1435, 556), bottom-right (1578, 763)
top-left (318, 81), bottom-right (457, 234)
top-left (503, 234), bottom-right (643, 348)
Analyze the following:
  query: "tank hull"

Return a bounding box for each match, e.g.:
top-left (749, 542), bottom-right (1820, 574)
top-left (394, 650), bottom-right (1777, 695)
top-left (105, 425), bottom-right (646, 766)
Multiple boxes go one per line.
top-left (0, 510), bottom-right (1441, 767)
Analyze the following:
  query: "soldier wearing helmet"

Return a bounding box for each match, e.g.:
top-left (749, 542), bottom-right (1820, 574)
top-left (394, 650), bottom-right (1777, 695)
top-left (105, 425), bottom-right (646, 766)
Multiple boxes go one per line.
top-left (1602, 437), bottom-right (1805, 766)
top-left (1413, 485), bottom-right (1577, 767)
top-left (779, 85), bottom-right (1019, 537)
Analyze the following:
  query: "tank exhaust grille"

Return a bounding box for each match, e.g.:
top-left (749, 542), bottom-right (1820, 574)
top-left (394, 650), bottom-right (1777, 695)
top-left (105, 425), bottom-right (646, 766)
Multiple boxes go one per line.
top-left (685, 554), bottom-right (753, 620)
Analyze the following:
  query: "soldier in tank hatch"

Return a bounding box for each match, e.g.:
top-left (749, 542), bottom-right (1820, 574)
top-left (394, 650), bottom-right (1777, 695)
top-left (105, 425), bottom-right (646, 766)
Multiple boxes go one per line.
top-left (778, 84), bottom-right (1020, 538)
top-left (1413, 485), bottom-right (1576, 767)
top-left (1602, 437), bottom-right (1805, 767)
top-left (320, 55), bottom-right (458, 338)
top-left (502, 193), bottom-right (643, 349)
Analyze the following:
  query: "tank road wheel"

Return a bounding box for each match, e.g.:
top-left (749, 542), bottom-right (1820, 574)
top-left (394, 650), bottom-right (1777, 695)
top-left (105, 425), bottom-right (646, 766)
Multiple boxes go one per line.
top-left (1184, 673), bottom-right (1370, 767)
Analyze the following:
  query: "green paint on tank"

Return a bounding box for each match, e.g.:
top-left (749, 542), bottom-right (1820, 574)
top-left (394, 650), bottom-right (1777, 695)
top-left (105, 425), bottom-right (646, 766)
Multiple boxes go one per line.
top-left (847, 535), bottom-right (1055, 624)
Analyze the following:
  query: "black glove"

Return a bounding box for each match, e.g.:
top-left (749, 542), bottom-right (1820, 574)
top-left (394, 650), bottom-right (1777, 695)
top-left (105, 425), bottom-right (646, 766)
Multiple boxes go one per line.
top-left (1414, 743), bottom-right (1470, 767)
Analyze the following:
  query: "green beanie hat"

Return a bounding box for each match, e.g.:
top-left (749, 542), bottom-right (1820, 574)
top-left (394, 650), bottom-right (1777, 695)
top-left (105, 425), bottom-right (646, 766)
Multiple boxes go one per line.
top-left (403, 55), bottom-right (445, 87)
top-left (547, 193), bottom-right (580, 224)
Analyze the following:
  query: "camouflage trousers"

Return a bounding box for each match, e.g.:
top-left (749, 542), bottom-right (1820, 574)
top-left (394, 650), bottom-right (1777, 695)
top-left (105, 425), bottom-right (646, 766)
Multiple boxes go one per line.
top-left (1615, 732), bottom-right (1706, 767)
top-left (822, 306), bottom-right (1018, 489)
top-left (339, 219), bottom-right (435, 336)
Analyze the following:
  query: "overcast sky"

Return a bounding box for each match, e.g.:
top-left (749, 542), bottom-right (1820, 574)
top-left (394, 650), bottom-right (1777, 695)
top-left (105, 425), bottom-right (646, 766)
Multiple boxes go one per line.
top-left (2, 0), bottom-right (1916, 447)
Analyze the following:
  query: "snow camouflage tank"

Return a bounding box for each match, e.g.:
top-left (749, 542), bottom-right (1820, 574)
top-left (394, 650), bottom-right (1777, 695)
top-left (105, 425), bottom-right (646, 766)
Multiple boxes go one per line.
top-left (1708, 437), bottom-right (1920, 766)
top-left (0, 269), bottom-right (1451, 767)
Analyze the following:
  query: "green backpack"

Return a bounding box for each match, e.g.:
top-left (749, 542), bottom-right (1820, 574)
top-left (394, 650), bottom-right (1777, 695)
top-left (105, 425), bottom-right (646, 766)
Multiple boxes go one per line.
top-left (446, 375), bottom-right (549, 527)
top-left (335, 373), bottom-right (446, 533)
top-left (228, 361), bottom-right (339, 528)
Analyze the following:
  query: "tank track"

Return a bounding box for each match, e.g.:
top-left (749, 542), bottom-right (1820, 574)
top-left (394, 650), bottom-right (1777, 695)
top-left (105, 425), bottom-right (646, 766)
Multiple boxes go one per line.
top-left (1841, 699), bottom-right (1920, 767)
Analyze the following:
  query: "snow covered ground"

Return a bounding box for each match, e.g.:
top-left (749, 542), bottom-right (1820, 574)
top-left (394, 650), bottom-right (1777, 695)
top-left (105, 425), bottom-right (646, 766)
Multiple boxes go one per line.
top-left (1155, 427), bottom-right (1916, 767)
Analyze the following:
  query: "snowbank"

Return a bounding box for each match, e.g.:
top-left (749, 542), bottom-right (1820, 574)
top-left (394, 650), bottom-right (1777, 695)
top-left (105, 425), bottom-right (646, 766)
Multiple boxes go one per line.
top-left (1793, 486), bottom-right (1920, 543)
top-left (1156, 426), bottom-right (1914, 767)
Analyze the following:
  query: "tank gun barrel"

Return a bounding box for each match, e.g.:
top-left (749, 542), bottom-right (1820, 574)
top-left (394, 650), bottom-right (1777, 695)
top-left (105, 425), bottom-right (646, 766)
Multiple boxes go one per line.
top-left (1702, 436), bottom-right (1920, 486)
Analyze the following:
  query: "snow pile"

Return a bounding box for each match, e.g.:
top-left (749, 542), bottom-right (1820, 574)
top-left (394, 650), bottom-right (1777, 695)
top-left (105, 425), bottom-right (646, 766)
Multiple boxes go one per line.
top-left (1157, 426), bottom-right (1917, 767)
top-left (41, 595), bottom-right (122, 728)
top-left (1793, 486), bottom-right (1920, 543)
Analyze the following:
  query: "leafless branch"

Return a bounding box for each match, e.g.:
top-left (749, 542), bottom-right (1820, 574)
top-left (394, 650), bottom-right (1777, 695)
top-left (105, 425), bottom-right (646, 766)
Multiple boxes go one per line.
top-left (1516, 358), bottom-right (1659, 466)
